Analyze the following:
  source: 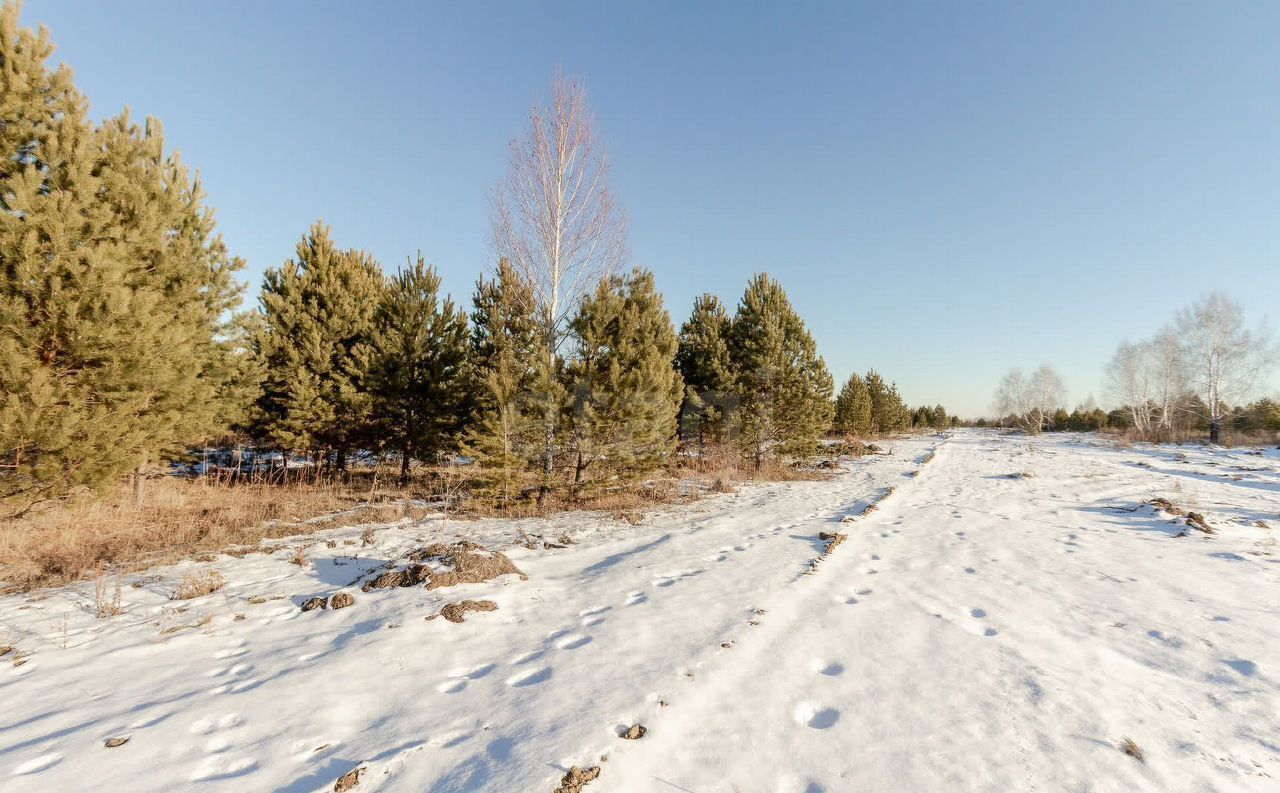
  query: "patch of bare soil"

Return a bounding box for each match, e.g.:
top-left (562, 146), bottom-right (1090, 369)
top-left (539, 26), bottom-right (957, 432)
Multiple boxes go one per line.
top-left (430, 599), bottom-right (498, 623)
top-left (621, 724), bottom-right (647, 740)
top-left (552, 765), bottom-right (601, 793)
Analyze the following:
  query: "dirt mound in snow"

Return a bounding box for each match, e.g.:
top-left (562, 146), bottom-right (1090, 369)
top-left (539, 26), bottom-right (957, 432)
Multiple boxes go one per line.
top-left (361, 541), bottom-right (526, 592)
top-left (552, 766), bottom-right (601, 793)
top-left (431, 599), bottom-right (498, 623)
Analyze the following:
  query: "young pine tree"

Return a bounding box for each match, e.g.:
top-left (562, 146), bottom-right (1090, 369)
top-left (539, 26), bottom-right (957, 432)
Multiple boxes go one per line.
top-left (462, 260), bottom-right (541, 506)
top-left (832, 373), bottom-right (873, 436)
top-left (675, 294), bottom-right (735, 452)
top-left (567, 269), bottom-right (683, 487)
top-left (0, 4), bottom-right (247, 506)
top-left (254, 223), bottom-right (384, 469)
top-left (728, 274), bottom-right (834, 469)
top-left (370, 256), bottom-right (470, 482)
top-left (865, 370), bottom-right (908, 434)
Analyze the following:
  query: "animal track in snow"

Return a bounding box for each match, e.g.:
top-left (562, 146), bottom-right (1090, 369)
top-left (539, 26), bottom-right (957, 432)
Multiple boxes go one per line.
top-left (624, 591), bottom-right (647, 606)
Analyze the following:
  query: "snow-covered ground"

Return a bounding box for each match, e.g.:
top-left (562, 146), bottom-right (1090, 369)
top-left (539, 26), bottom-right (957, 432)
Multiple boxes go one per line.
top-left (2, 431), bottom-right (1277, 792)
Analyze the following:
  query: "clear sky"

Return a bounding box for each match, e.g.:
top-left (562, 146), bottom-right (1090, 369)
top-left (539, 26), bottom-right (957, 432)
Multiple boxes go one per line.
top-left (28, 0), bottom-right (1280, 417)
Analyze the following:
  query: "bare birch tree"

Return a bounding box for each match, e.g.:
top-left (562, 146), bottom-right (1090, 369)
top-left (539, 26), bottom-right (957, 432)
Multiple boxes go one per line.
top-left (1147, 326), bottom-right (1188, 432)
top-left (994, 365), bottom-right (1067, 433)
top-left (1175, 292), bottom-right (1275, 442)
top-left (491, 72), bottom-right (627, 498)
top-left (1104, 340), bottom-right (1153, 434)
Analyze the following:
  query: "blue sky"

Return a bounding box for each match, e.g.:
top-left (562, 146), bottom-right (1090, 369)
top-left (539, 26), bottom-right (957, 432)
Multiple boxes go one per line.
top-left (29, 1), bottom-right (1280, 417)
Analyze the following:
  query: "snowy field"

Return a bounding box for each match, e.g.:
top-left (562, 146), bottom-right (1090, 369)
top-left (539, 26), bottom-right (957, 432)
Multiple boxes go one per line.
top-left (1, 430), bottom-right (1277, 792)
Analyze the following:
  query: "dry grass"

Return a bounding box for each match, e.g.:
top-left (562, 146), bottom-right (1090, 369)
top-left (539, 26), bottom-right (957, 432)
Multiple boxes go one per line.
top-left (1, 450), bottom-right (842, 594)
top-left (170, 568), bottom-right (225, 600)
top-left (0, 475), bottom-right (443, 593)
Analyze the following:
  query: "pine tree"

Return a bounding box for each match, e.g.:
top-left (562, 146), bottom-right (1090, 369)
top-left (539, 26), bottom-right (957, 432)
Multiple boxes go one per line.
top-left (254, 223), bottom-right (384, 469)
top-left (1, 4), bottom-right (247, 505)
top-left (931, 404), bottom-right (949, 430)
top-left (832, 373), bottom-right (873, 436)
top-left (567, 269), bottom-right (683, 486)
top-left (866, 370), bottom-right (908, 434)
top-left (728, 274), bottom-right (834, 468)
top-left (370, 255), bottom-right (470, 482)
top-left (675, 294), bottom-right (735, 451)
top-left (462, 260), bottom-right (541, 506)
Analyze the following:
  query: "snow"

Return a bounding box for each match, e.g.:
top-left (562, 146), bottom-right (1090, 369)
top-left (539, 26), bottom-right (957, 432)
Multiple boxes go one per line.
top-left (2, 431), bottom-right (1277, 792)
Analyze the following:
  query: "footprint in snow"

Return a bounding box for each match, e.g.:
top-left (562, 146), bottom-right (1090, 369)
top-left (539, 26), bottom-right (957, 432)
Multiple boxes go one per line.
top-left (437, 679), bottom-right (467, 694)
top-left (512, 648), bottom-right (546, 665)
top-left (506, 667), bottom-right (552, 687)
top-left (624, 591), bottom-right (647, 606)
top-left (793, 702), bottom-right (840, 729)
top-left (813, 660), bottom-right (844, 676)
top-left (12, 753), bottom-right (63, 776)
top-left (556, 634), bottom-right (592, 650)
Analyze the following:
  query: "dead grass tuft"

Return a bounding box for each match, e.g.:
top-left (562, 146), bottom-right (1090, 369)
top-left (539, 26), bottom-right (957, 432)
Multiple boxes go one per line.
top-left (1119, 737), bottom-right (1144, 763)
top-left (94, 569), bottom-right (124, 618)
top-left (170, 568), bottom-right (225, 600)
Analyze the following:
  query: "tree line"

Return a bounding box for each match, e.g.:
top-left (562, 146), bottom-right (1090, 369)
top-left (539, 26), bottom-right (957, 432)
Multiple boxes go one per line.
top-left (2, 8), bottom-right (941, 511)
top-left (990, 293), bottom-right (1276, 439)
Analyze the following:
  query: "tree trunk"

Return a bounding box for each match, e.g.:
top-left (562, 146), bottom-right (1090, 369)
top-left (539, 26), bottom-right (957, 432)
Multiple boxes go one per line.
top-left (133, 451), bottom-right (147, 507)
top-left (1209, 419), bottom-right (1221, 444)
top-left (400, 445), bottom-right (411, 486)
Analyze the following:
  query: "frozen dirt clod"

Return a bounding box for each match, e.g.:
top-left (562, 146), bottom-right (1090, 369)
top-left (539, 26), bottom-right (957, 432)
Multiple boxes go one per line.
top-left (1185, 512), bottom-right (1214, 534)
top-left (432, 599), bottom-right (499, 623)
top-left (1148, 497), bottom-right (1187, 517)
top-left (300, 596), bottom-right (327, 612)
top-left (621, 724), bottom-right (647, 740)
top-left (334, 765), bottom-right (365, 791)
top-left (360, 564), bottom-right (430, 591)
top-left (552, 765), bottom-right (601, 793)
top-left (329, 592), bottom-right (355, 609)
top-left (103, 736), bottom-right (130, 748)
